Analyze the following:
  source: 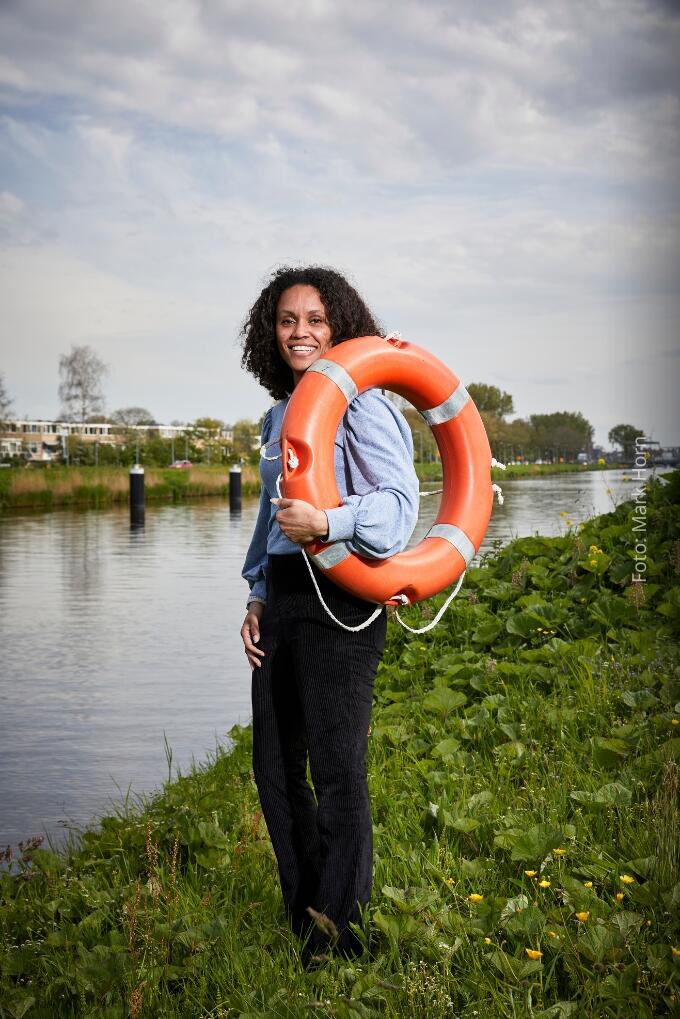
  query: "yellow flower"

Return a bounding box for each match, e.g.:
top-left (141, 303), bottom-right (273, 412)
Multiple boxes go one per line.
top-left (446, 878), bottom-right (454, 885)
top-left (615, 892), bottom-right (624, 902)
top-left (468, 893), bottom-right (484, 903)
top-left (525, 949), bottom-right (543, 960)
top-left (538, 879), bottom-right (551, 889)
top-left (524, 870), bottom-right (537, 877)
top-left (547, 930), bottom-right (559, 938)
top-left (575, 911), bottom-right (590, 922)
top-left (672, 946), bottom-right (680, 957)
top-left (619, 874), bottom-right (635, 885)
top-left (672, 719), bottom-right (679, 726)
top-left (553, 848), bottom-right (567, 857)
top-left (584, 881), bottom-right (593, 888)
top-left (484, 937), bottom-right (492, 944)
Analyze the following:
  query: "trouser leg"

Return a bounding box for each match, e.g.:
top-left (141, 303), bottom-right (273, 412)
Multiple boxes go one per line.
top-left (251, 621), bottom-right (321, 935)
top-left (291, 614), bottom-right (386, 956)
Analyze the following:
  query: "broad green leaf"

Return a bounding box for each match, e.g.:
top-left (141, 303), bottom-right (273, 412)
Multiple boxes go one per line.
top-left (509, 823), bottom-right (568, 863)
top-left (431, 737), bottom-right (461, 757)
top-left (592, 737), bottom-right (631, 769)
top-left (422, 688), bottom-right (467, 716)
top-left (621, 689), bottom-right (658, 710)
top-left (569, 782), bottom-right (632, 808)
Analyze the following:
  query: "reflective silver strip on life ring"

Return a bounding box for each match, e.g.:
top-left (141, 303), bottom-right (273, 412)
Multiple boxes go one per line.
top-left (307, 359), bottom-right (358, 404)
top-left (308, 541), bottom-right (352, 570)
top-left (425, 523), bottom-right (476, 565)
top-left (420, 382), bottom-right (470, 425)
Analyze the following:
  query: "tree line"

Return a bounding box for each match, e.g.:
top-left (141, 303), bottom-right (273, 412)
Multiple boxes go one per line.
top-left (1, 344), bottom-right (647, 466)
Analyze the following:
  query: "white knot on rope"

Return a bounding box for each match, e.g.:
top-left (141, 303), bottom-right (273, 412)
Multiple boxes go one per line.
top-left (394, 571), bottom-right (467, 634)
top-left (287, 448), bottom-right (299, 470)
top-left (491, 457), bottom-right (506, 470)
top-left (260, 443), bottom-right (280, 462)
top-left (492, 483), bottom-right (505, 506)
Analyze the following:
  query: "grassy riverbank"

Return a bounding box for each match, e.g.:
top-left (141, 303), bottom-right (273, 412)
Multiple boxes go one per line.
top-left (1, 472), bottom-right (678, 1017)
top-left (0, 465), bottom-right (260, 511)
top-left (416, 462), bottom-right (623, 484)
top-left (0, 461), bottom-right (624, 512)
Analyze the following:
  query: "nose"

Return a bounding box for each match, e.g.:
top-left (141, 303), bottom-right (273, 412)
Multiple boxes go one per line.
top-left (292, 319), bottom-right (310, 339)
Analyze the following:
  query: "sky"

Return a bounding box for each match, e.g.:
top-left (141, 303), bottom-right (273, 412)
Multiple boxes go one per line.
top-left (0, 0), bottom-right (678, 449)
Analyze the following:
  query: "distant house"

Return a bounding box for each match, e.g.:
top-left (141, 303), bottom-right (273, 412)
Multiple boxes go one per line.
top-left (0, 419), bottom-right (197, 462)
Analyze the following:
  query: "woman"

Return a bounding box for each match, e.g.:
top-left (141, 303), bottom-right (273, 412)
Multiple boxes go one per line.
top-left (240, 266), bottom-right (419, 960)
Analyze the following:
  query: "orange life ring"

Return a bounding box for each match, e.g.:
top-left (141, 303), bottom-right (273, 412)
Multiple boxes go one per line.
top-left (280, 335), bottom-right (493, 605)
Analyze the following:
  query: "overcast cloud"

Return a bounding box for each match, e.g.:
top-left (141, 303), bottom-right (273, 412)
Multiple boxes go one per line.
top-left (1, 0), bottom-right (678, 446)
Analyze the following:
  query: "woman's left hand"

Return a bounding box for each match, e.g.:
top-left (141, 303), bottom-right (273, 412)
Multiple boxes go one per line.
top-left (271, 498), bottom-right (329, 545)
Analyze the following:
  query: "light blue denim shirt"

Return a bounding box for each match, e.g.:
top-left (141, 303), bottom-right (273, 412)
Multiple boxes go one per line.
top-left (242, 389), bottom-right (420, 604)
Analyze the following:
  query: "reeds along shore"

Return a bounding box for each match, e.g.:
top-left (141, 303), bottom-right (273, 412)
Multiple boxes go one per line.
top-left (0, 460), bottom-right (619, 511)
top-left (1, 471), bottom-right (679, 1017)
top-left (0, 464), bottom-right (261, 510)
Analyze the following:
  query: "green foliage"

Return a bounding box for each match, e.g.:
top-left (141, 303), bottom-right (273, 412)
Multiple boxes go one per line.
top-left (467, 383), bottom-right (514, 417)
top-left (1, 471), bottom-right (679, 1015)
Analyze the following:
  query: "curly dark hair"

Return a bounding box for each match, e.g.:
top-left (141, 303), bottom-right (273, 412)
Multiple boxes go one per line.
top-left (240, 265), bottom-right (382, 400)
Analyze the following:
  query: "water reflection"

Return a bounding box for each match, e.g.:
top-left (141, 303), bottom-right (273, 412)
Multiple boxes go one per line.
top-left (0, 469), bottom-right (653, 850)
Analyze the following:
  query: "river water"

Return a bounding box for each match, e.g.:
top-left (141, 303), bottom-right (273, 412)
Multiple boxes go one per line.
top-left (0, 468), bottom-right (650, 851)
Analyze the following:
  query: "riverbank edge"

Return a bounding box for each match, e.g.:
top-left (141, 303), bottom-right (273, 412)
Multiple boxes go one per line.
top-left (0, 464), bottom-right (261, 511)
top-left (1, 470), bottom-right (678, 1016)
top-left (0, 461), bottom-right (624, 511)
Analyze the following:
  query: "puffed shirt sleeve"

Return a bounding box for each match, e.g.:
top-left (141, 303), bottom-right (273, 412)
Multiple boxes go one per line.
top-left (241, 409), bottom-right (272, 603)
top-left (324, 391), bottom-right (420, 558)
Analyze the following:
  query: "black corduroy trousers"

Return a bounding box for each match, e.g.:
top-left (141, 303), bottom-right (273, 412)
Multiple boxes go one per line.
top-left (251, 553), bottom-right (387, 957)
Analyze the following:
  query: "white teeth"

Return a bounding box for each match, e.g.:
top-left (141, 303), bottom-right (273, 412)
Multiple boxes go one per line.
top-left (290, 346), bottom-right (315, 352)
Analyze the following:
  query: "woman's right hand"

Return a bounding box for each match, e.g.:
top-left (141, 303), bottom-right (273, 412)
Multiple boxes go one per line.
top-left (241, 602), bottom-right (265, 669)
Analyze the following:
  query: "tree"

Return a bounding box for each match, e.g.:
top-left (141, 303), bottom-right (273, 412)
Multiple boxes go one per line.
top-left (467, 383), bottom-right (514, 418)
top-left (232, 418), bottom-right (261, 460)
top-left (529, 411), bottom-right (594, 460)
top-left (110, 406), bottom-right (156, 426)
top-left (0, 372), bottom-right (13, 426)
top-left (58, 345), bottom-right (108, 422)
top-left (608, 424), bottom-right (645, 463)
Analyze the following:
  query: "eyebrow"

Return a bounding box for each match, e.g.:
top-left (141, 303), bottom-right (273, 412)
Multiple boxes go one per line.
top-left (278, 307), bottom-right (326, 316)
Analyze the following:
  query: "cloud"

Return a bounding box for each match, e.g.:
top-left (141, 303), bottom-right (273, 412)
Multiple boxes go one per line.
top-left (0, 0), bottom-right (678, 444)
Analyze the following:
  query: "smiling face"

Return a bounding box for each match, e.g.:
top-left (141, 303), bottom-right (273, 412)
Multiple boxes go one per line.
top-left (275, 284), bottom-right (333, 386)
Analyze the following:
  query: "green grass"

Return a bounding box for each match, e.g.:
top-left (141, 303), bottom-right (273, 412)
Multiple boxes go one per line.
top-left (415, 461), bottom-right (623, 483)
top-left (1, 471), bottom-right (679, 1017)
top-left (0, 465), bottom-right (260, 511)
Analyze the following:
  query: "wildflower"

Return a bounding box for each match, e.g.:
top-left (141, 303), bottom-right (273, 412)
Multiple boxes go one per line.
top-left (468, 893), bottom-right (484, 903)
top-left (615, 892), bottom-right (624, 902)
top-left (484, 937), bottom-right (492, 944)
top-left (524, 870), bottom-right (537, 877)
top-left (619, 874), bottom-right (635, 885)
top-left (575, 911), bottom-right (590, 922)
top-left (547, 930), bottom-right (559, 939)
top-left (553, 848), bottom-right (567, 857)
top-left (446, 878), bottom-right (454, 886)
top-left (525, 949), bottom-right (543, 960)
top-left (672, 946), bottom-right (680, 957)
top-left (583, 881), bottom-right (593, 888)
top-left (538, 879), bottom-right (551, 889)
top-left (672, 719), bottom-right (679, 726)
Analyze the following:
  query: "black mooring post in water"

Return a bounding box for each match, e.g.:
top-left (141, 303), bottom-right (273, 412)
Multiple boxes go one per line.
top-left (129, 464), bottom-right (145, 526)
top-left (229, 464), bottom-right (242, 513)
